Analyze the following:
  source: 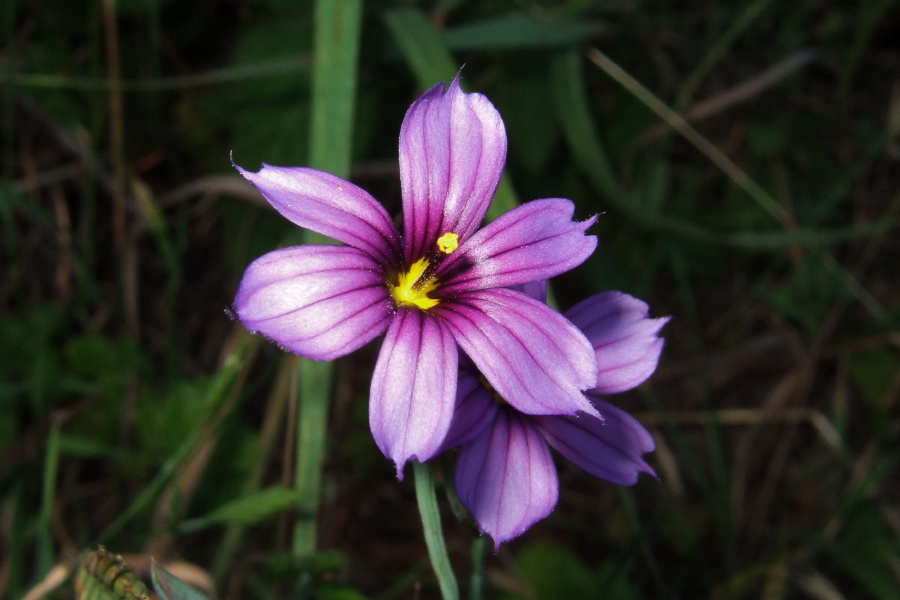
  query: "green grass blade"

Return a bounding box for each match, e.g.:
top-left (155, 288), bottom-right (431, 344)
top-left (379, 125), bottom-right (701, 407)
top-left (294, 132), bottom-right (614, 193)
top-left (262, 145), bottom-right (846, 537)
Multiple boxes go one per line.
top-left (292, 357), bottom-right (335, 556)
top-left (293, 0), bottom-right (362, 557)
top-left (37, 422), bottom-right (61, 578)
top-left (584, 47), bottom-right (788, 224)
top-left (308, 0), bottom-right (363, 179)
top-left (413, 461), bottom-right (459, 600)
top-left (181, 486), bottom-right (302, 533)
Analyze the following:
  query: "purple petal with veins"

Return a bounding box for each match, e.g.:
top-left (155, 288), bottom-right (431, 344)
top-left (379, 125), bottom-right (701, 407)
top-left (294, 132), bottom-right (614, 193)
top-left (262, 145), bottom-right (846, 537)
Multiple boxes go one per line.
top-left (456, 409), bottom-right (558, 548)
top-left (236, 164), bottom-right (400, 265)
top-left (235, 245), bottom-right (392, 360)
top-left (536, 396), bottom-right (657, 485)
top-left (369, 309), bottom-right (458, 479)
top-left (436, 288), bottom-right (598, 416)
top-left (439, 199), bottom-right (597, 294)
top-left (565, 291), bottom-right (669, 394)
top-left (399, 77), bottom-right (506, 262)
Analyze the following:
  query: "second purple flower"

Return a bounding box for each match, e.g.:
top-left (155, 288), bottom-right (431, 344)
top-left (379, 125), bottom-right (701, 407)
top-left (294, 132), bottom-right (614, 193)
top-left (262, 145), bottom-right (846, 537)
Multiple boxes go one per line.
top-left (233, 78), bottom-right (599, 476)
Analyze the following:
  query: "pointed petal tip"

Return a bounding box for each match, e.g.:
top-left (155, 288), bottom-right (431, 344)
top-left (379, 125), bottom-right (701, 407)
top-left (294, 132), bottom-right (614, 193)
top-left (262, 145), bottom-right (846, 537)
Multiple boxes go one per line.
top-left (369, 311), bottom-right (458, 474)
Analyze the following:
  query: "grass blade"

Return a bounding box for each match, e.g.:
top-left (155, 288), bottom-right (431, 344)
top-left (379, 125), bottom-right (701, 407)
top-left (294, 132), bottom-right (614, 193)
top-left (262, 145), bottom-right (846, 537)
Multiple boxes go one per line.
top-left (292, 0), bottom-right (362, 557)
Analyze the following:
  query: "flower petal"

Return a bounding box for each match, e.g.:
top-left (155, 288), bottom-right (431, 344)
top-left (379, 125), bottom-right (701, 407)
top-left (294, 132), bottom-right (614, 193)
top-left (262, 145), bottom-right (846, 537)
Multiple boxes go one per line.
top-left (565, 291), bottom-right (669, 394)
top-left (235, 162), bottom-right (401, 264)
top-left (399, 77), bottom-right (507, 262)
top-left (235, 245), bottom-right (393, 360)
top-left (535, 397), bottom-right (656, 485)
top-left (370, 309), bottom-right (458, 478)
top-left (439, 362), bottom-right (499, 451)
top-left (439, 199), bottom-right (597, 294)
top-left (436, 288), bottom-right (599, 416)
top-left (509, 280), bottom-right (548, 304)
top-left (456, 410), bottom-right (558, 548)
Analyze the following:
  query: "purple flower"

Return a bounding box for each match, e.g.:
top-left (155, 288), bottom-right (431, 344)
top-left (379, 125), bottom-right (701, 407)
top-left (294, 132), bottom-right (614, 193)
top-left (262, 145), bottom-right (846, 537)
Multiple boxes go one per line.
top-left (441, 284), bottom-right (668, 547)
top-left (233, 78), bottom-right (600, 476)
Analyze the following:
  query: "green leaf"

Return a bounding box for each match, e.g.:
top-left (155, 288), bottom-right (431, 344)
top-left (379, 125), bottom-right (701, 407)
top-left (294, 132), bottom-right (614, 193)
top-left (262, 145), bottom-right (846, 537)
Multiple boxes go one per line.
top-left (180, 486), bottom-right (301, 533)
top-left (502, 541), bottom-right (641, 600)
top-left (151, 562), bottom-right (211, 600)
top-left (443, 13), bottom-right (601, 51)
top-left (383, 8), bottom-right (459, 87)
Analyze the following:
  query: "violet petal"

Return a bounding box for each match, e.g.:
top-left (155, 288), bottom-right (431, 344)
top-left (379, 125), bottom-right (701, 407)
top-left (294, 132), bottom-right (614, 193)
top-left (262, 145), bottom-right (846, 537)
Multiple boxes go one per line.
top-left (509, 280), bottom-right (548, 304)
top-left (399, 77), bottom-right (506, 262)
top-left (235, 245), bottom-right (392, 360)
top-left (436, 288), bottom-right (599, 416)
top-left (565, 291), bottom-right (669, 394)
top-left (439, 199), bottom-right (597, 294)
top-left (370, 309), bottom-right (458, 478)
top-left (535, 397), bottom-right (656, 485)
top-left (235, 163), bottom-right (400, 265)
top-left (456, 409), bottom-right (558, 548)
top-left (439, 365), bottom-right (499, 452)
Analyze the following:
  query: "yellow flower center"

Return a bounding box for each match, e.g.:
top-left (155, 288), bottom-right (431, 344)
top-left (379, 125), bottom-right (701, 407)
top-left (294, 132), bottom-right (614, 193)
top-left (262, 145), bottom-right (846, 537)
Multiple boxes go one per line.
top-left (390, 232), bottom-right (460, 310)
top-left (391, 257), bottom-right (440, 310)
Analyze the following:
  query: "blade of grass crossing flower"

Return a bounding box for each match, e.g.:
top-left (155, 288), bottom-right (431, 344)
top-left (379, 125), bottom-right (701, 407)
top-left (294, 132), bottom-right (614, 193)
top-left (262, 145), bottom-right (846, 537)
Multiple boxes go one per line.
top-left (414, 461), bottom-right (459, 600)
top-left (385, 6), bottom-right (520, 220)
top-left (293, 0), bottom-right (362, 557)
top-left (37, 421), bottom-right (61, 578)
top-left (308, 0), bottom-right (362, 180)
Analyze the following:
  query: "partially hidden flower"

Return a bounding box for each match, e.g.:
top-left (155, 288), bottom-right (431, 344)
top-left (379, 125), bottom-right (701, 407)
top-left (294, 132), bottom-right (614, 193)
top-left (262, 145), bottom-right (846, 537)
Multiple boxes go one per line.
top-left (233, 77), bottom-right (600, 477)
top-left (440, 283), bottom-right (669, 547)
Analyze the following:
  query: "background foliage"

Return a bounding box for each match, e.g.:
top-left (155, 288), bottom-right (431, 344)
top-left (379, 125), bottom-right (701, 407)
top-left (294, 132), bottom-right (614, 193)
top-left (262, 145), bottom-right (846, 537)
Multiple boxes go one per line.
top-left (2, 0), bottom-right (899, 598)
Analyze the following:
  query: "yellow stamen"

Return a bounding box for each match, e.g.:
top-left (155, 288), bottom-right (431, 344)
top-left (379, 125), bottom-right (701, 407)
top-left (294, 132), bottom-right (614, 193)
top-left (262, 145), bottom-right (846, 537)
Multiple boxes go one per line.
top-left (437, 232), bottom-right (459, 254)
top-left (391, 258), bottom-right (439, 310)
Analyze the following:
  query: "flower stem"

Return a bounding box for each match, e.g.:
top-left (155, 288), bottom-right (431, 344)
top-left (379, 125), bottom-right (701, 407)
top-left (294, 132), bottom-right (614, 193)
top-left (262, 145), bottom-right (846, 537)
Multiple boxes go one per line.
top-left (469, 535), bottom-right (487, 600)
top-left (413, 461), bottom-right (459, 600)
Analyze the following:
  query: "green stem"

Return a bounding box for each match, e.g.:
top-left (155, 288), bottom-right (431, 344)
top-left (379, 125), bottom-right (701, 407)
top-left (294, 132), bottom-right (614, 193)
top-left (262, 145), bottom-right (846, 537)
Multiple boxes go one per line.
top-left (413, 461), bottom-right (459, 600)
top-left (469, 535), bottom-right (487, 600)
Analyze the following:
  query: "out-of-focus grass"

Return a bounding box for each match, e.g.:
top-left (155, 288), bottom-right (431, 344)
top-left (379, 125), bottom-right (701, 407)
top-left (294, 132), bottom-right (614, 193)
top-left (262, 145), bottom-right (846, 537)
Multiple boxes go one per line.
top-left (2, 1), bottom-right (898, 599)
